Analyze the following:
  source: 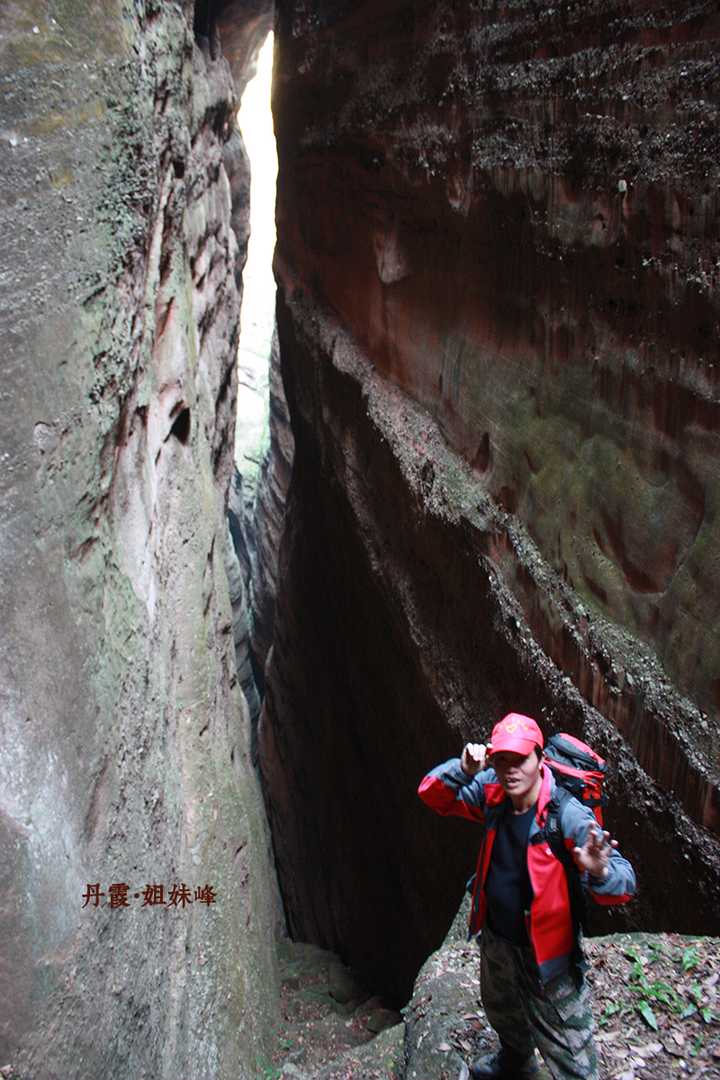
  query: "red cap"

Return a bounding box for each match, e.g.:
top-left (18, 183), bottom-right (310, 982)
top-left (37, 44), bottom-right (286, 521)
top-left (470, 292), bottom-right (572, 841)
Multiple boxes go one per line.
top-left (488, 713), bottom-right (544, 757)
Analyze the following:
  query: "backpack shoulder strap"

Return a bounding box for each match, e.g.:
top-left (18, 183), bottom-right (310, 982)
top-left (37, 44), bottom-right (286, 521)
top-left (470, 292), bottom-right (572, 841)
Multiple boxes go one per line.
top-left (545, 786), bottom-right (572, 861)
top-left (543, 787), bottom-right (588, 937)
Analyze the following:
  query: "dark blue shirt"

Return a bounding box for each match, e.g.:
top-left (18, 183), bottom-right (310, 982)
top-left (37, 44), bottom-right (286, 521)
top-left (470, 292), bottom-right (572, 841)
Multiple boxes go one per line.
top-left (485, 803), bottom-right (535, 944)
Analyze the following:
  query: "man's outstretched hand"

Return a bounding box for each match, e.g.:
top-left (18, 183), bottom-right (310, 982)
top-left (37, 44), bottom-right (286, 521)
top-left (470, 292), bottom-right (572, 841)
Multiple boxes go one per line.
top-left (461, 742), bottom-right (489, 777)
top-left (573, 825), bottom-right (618, 880)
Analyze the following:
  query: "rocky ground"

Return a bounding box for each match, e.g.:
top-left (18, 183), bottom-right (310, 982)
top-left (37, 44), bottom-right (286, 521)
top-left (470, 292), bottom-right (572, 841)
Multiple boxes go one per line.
top-left (258, 940), bottom-right (403, 1079)
top-left (261, 931), bottom-right (719, 1080)
top-left (0, 926), bottom-right (715, 1079)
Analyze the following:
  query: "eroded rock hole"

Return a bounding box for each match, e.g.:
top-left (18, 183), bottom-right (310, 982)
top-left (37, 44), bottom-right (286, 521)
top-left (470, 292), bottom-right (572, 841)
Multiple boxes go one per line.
top-left (169, 406), bottom-right (191, 444)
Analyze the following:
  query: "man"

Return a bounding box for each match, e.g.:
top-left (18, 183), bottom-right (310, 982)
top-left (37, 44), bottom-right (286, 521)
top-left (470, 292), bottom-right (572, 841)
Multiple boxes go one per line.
top-left (418, 712), bottom-right (636, 1080)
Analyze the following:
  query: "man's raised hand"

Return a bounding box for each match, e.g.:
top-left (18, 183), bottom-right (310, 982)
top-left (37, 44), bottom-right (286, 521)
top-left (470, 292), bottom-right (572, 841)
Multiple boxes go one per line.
top-left (461, 742), bottom-right (488, 777)
top-left (573, 825), bottom-right (618, 880)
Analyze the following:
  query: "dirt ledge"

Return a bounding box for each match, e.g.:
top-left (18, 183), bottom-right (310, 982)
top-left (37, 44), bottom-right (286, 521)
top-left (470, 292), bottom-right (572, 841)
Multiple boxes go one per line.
top-left (260, 931), bottom-right (719, 1080)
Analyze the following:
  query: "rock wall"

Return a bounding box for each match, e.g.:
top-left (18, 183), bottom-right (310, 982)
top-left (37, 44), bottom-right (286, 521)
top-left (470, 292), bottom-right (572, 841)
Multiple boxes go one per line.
top-left (261, 0), bottom-right (720, 1002)
top-left (229, 331), bottom-right (294, 746)
top-left (0, 2), bottom-right (279, 1077)
top-left (226, 500), bottom-right (263, 736)
top-left (250, 331), bottom-right (295, 686)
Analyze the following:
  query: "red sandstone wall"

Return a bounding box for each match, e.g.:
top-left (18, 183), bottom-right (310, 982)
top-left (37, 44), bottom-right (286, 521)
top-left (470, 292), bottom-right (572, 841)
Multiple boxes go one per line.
top-left (262, 0), bottom-right (720, 994)
top-left (276, 0), bottom-right (720, 723)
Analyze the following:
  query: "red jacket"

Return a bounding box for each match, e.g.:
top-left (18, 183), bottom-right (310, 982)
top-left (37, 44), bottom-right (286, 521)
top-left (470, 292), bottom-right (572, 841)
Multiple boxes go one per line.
top-left (418, 758), bottom-right (636, 982)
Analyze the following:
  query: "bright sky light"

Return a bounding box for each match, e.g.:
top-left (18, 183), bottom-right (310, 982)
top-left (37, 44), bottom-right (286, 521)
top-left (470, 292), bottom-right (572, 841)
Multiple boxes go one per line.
top-left (235, 31), bottom-right (277, 475)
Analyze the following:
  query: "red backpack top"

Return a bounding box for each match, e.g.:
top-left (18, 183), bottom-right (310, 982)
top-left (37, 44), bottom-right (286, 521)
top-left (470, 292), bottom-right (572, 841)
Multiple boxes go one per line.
top-left (544, 733), bottom-right (607, 825)
top-left (541, 733), bottom-right (609, 936)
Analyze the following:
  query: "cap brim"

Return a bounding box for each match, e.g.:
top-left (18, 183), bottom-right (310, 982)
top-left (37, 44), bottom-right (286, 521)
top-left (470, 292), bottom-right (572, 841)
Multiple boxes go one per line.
top-left (488, 737), bottom-right (538, 757)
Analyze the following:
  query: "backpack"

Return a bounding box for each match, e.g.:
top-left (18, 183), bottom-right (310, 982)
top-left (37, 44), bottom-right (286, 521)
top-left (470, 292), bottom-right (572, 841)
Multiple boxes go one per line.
top-left (544, 733), bottom-right (607, 826)
top-left (540, 733), bottom-right (608, 937)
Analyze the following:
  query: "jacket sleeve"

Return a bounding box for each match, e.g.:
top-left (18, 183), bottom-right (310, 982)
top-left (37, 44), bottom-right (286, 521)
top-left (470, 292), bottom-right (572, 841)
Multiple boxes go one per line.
top-left (559, 797), bottom-right (637, 906)
top-left (417, 758), bottom-right (490, 824)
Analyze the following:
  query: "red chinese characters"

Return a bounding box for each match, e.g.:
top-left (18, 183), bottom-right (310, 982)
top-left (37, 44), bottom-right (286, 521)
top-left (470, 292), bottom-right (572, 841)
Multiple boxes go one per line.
top-left (82, 883), bottom-right (217, 908)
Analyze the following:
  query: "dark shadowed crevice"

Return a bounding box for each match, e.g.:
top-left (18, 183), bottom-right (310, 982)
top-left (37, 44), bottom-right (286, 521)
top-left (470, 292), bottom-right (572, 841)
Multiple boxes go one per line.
top-left (193, 0), bottom-right (220, 55)
top-left (169, 406), bottom-right (191, 445)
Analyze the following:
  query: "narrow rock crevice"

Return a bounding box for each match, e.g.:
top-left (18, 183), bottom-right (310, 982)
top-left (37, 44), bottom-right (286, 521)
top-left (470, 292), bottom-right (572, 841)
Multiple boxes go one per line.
top-left (2, 0), bottom-right (720, 1076)
top-left (256, 0), bottom-right (720, 1009)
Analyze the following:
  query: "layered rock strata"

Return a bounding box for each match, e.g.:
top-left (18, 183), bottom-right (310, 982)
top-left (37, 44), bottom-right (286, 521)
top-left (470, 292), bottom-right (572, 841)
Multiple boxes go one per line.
top-left (225, 505), bottom-right (262, 731)
top-left (228, 329), bottom-right (293, 754)
top-left (0, 2), bottom-right (278, 1077)
top-left (250, 331), bottom-right (295, 687)
top-left (261, 0), bottom-right (720, 1002)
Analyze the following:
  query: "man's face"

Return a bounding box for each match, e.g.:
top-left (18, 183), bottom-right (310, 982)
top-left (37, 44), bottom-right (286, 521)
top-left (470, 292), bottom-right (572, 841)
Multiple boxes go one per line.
top-left (491, 749), bottom-right (542, 799)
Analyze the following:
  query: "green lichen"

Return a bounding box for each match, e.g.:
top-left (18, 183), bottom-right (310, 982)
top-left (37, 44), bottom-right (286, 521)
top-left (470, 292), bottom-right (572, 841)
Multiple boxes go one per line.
top-left (24, 99), bottom-right (106, 137)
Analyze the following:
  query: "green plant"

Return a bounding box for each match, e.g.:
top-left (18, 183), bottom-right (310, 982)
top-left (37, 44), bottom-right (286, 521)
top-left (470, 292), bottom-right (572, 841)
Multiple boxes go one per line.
top-left (647, 940), bottom-right (667, 962)
top-left (636, 1000), bottom-right (658, 1031)
top-left (628, 960), bottom-right (683, 1015)
top-left (599, 1001), bottom-right (622, 1025)
top-left (255, 1054), bottom-right (282, 1079)
top-left (689, 1034), bottom-right (705, 1057)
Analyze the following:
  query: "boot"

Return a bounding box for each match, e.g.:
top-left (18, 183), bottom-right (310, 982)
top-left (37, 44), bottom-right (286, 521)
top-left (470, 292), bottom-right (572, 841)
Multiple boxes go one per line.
top-left (469, 1046), bottom-right (539, 1079)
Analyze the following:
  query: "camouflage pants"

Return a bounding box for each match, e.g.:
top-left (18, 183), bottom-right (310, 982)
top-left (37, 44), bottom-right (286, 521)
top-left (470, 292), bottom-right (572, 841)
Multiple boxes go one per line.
top-left (480, 926), bottom-right (599, 1080)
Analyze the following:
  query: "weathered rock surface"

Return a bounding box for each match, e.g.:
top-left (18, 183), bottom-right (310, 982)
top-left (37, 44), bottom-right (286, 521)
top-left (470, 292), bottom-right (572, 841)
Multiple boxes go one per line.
top-left (251, 329), bottom-right (295, 685)
top-left (228, 326), bottom-right (294, 751)
top-left (216, 0), bottom-right (274, 99)
top-left (261, 0), bottom-right (720, 1003)
top-left (225, 512), bottom-right (262, 733)
top-left (0, 2), bottom-right (278, 1077)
